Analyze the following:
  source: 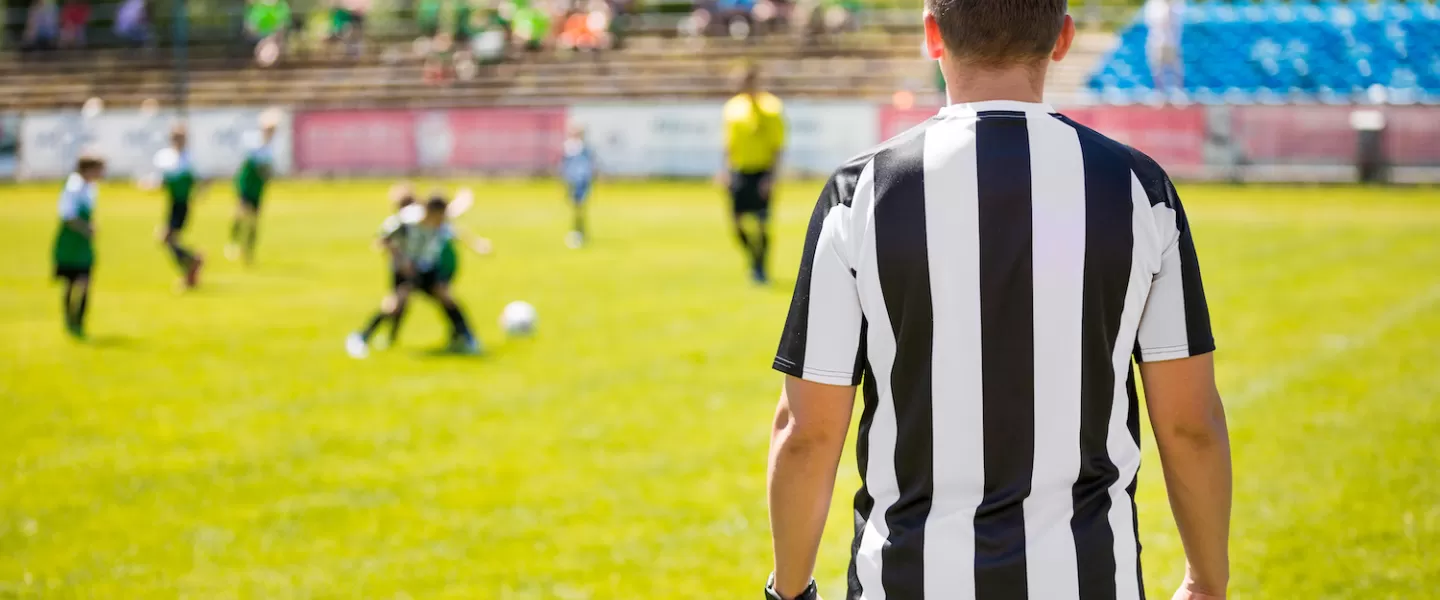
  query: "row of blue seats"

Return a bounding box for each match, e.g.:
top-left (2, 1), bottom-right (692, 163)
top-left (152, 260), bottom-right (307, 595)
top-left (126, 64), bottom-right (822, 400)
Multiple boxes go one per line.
top-left (1087, 1), bottom-right (1440, 102)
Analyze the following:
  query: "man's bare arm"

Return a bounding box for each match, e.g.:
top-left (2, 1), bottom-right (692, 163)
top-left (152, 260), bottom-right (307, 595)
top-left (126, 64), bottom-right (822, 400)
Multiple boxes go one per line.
top-left (768, 376), bottom-right (856, 599)
top-left (1139, 353), bottom-right (1232, 599)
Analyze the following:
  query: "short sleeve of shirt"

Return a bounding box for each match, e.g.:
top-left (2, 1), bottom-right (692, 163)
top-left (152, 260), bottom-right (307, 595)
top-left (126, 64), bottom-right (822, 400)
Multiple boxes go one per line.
top-left (378, 215), bottom-right (404, 240)
top-left (57, 174), bottom-right (85, 219)
top-left (154, 148), bottom-right (173, 171)
top-left (1135, 176), bottom-right (1215, 362)
top-left (773, 161), bottom-right (871, 386)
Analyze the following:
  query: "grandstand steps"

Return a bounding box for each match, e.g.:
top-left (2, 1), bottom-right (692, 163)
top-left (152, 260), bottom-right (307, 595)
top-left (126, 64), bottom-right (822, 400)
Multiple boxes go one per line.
top-left (0, 31), bottom-right (1113, 111)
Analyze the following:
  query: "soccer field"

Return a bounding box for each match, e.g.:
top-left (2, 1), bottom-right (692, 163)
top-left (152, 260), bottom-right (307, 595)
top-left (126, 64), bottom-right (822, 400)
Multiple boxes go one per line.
top-left (1, 179), bottom-right (1437, 598)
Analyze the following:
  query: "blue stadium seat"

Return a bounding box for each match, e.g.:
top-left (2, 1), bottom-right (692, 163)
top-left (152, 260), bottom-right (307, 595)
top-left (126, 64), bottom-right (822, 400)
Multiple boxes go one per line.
top-left (1085, 0), bottom-right (1440, 103)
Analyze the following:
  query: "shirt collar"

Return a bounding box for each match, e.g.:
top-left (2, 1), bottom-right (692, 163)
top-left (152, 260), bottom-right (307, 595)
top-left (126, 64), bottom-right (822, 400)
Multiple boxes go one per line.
top-left (938, 100), bottom-right (1056, 116)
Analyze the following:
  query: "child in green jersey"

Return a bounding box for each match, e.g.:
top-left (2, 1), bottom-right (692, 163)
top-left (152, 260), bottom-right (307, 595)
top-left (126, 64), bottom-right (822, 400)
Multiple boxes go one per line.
top-left (152, 123), bottom-right (205, 288)
top-left (227, 112), bottom-right (280, 265)
top-left (53, 153), bottom-right (106, 338)
top-left (371, 182), bottom-right (419, 348)
top-left (347, 191), bottom-right (491, 358)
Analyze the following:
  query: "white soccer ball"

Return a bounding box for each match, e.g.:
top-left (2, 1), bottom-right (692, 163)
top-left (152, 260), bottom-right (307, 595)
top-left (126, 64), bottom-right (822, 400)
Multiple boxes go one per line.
top-left (499, 301), bottom-right (538, 337)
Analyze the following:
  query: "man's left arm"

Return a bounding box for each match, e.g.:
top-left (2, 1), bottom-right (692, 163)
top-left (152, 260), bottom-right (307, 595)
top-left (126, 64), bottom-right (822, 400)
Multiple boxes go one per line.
top-left (768, 377), bottom-right (854, 599)
top-left (768, 160), bottom-right (872, 599)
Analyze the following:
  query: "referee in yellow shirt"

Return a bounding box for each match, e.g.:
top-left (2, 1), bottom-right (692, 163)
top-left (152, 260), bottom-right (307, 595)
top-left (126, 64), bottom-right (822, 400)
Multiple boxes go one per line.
top-left (722, 64), bottom-right (786, 284)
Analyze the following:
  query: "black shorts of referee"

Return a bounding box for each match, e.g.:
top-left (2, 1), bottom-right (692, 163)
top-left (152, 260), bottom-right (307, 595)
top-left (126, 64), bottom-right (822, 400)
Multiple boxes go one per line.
top-left (729, 169), bottom-right (773, 218)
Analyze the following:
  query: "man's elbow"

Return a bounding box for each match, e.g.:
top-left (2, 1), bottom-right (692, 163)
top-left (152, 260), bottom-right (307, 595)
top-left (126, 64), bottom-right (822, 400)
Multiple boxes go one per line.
top-left (1160, 401), bottom-right (1229, 449)
top-left (773, 416), bottom-right (843, 456)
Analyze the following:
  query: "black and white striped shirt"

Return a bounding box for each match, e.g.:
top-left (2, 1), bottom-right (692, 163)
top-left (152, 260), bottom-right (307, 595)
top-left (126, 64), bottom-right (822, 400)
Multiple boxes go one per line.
top-left (773, 100), bottom-right (1214, 600)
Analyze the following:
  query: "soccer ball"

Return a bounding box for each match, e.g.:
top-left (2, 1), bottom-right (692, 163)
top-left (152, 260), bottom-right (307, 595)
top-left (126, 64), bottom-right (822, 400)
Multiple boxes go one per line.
top-left (500, 301), bottom-right (538, 337)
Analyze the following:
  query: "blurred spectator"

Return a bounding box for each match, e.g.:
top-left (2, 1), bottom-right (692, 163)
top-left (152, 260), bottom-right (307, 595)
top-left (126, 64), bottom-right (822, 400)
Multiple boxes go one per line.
top-left (113, 0), bottom-right (150, 47)
top-left (510, 0), bottom-right (550, 51)
top-left (557, 0), bottom-right (611, 52)
top-left (455, 0), bottom-right (477, 47)
top-left (798, 0), bottom-right (856, 41)
top-left (1144, 0), bottom-right (1185, 96)
top-left (328, 0), bottom-right (368, 56)
top-left (21, 0), bottom-right (59, 51)
top-left (246, 0), bottom-right (291, 43)
top-left (58, 0), bottom-right (88, 48)
top-left (417, 0), bottom-right (442, 37)
top-left (423, 30), bottom-right (456, 84)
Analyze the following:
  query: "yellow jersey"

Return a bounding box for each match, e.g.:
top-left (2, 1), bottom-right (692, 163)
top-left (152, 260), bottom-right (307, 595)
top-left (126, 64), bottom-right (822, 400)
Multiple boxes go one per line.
top-left (723, 92), bottom-right (786, 173)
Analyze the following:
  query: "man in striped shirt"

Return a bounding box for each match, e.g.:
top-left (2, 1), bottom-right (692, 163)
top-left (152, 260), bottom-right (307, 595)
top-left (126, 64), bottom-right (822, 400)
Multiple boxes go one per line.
top-left (764, 1), bottom-right (1232, 599)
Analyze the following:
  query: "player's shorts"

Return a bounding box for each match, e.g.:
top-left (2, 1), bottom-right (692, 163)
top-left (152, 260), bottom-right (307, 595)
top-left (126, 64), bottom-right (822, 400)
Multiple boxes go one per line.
top-left (567, 179), bottom-right (592, 204)
top-left (397, 268), bottom-right (455, 295)
top-left (239, 192), bottom-right (262, 211)
top-left (54, 264), bottom-right (92, 281)
top-left (729, 169), bottom-right (772, 217)
top-left (167, 202), bottom-right (190, 232)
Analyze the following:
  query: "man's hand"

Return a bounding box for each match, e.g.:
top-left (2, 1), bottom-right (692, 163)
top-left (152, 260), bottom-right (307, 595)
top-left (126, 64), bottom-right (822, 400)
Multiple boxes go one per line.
top-left (759, 173), bottom-right (774, 198)
top-left (1172, 583), bottom-right (1225, 600)
top-left (714, 170), bottom-right (732, 189)
top-left (470, 238), bottom-right (493, 255)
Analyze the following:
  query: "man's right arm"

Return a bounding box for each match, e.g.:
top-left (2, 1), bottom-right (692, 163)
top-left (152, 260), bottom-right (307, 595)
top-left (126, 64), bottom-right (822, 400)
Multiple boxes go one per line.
top-left (1139, 354), bottom-right (1231, 599)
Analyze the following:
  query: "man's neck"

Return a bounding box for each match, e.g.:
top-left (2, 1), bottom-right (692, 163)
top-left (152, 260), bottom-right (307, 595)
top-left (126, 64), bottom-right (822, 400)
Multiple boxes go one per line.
top-left (942, 61), bottom-right (1048, 105)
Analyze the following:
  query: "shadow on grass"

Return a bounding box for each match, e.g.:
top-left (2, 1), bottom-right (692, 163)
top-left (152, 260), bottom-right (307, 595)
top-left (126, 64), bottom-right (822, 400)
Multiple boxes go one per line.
top-left (84, 334), bottom-right (141, 349)
top-left (411, 347), bottom-right (493, 361)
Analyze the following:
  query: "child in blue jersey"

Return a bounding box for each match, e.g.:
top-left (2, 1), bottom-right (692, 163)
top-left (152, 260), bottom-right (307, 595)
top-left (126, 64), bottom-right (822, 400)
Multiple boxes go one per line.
top-left (560, 125), bottom-right (596, 248)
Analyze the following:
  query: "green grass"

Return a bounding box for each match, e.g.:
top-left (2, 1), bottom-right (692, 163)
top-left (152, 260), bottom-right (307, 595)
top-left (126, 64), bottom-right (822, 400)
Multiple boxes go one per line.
top-left (1, 179), bottom-right (1437, 598)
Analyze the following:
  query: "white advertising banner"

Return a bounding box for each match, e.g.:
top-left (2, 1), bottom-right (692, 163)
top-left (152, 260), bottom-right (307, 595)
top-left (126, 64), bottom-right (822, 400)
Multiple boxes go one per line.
top-left (568, 101), bottom-right (879, 178)
top-left (18, 108), bottom-right (293, 180)
top-left (569, 103), bottom-right (725, 177)
top-left (783, 101), bottom-right (880, 176)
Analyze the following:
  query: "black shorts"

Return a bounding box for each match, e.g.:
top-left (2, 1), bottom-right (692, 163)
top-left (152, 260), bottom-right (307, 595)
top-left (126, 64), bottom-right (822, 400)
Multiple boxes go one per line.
top-left (239, 193), bottom-right (262, 211)
top-left (729, 169), bottom-right (772, 217)
top-left (395, 269), bottom-right (453, 295)
top-left (55, 265), bottom-right (92, 281)
top-left (167, 202), bottom-right (190, 232)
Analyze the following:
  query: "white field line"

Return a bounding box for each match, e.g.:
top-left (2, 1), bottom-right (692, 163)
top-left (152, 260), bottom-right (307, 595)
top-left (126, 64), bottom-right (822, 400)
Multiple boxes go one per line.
top-left (1230, 281), bottom-right (1440, 405)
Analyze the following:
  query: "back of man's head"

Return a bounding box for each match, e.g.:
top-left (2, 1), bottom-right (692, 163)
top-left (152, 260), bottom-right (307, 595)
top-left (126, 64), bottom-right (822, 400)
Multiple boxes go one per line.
top-left (926, 0), bottom-right (1068, 67)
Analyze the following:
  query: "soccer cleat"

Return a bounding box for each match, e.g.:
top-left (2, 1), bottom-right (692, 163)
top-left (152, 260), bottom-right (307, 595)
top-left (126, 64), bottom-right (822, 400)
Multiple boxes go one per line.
top-left (345, 333), bottom-right (370, 359)
top-left (185, 254), bottom-right (204, 289)
top-left (565, 231), bottom-right (584, 249)
top-left (453, 335), bottom-right (483, 355)
top-left (751, 266), bottom-right (769, 286)
top-left (224, 244), bottom-right (241, 262)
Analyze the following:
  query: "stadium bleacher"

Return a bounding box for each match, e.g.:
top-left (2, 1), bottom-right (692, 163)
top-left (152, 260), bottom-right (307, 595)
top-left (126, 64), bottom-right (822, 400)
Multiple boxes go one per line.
top-left (1088, 0), bottom-right (1440, 104)
top-left (0, 3), bottom-right (1110, 111)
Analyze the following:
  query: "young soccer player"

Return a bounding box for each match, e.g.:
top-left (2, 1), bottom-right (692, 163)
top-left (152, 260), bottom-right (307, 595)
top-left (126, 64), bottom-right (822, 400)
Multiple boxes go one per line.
top-left (227, 112), bottom-right (279, 264)
top-left (560, 124), bottom-right (596, 249)
top-left (371, 182), bottom-right (419, 349)
top-left (347, 193), bottom-right (487, 358)
top-left (153, 123), bottom-right (205, 288)
top-left (53, 152), bottom-right (106, 338)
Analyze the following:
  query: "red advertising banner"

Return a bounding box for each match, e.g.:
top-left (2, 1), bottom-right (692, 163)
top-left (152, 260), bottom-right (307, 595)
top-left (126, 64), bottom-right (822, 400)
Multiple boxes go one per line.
top-left (1065, 105), bottom-right (1207, 169)
top-left (294, 110), bottom-right (418, 173)
top-left (437, 107), bottom-right (567, 173)
top-left (1228, 105), bottom-right (1357, 165)
top-left (1383, 106), bottom-right (1440, 166)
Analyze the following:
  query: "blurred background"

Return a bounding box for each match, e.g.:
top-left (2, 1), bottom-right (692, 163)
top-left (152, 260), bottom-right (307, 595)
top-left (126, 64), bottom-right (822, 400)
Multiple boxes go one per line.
top-left (1, 0), bottom-right (1437, 598)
